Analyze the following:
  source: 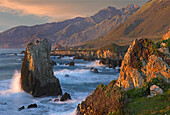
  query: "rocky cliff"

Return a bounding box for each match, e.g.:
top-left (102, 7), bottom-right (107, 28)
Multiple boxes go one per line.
top-left (21, 39), bottom-right (62, 97)
top-left (76, 38), bottom-right (170, 114)
top-left (116, 38), bottom-right (170, 90)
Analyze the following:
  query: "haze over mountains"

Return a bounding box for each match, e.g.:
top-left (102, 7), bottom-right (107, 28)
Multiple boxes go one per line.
top-left (0, 4), bottom-right (139, 48)
top-left (82, 0), bottom-right (170, 48)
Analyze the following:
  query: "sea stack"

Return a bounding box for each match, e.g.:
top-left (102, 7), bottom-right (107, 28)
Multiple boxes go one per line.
top-left (21, 39), bottom-right (62, 97)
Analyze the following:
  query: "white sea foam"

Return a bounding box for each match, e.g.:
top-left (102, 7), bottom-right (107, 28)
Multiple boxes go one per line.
top-left (0, 70), bottom-right (23, 95)
top-left (10, 70), bottom-right (23, 93)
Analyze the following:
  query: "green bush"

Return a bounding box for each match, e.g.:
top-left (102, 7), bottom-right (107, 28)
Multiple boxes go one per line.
top-left (125, 77), bottom-right (169, 99)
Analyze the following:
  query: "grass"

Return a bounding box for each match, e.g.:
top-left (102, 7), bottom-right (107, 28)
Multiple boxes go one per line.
top-left (124, 89), bottom-right (170, 115)
top-left (124, 77), bottom-right (170, 115)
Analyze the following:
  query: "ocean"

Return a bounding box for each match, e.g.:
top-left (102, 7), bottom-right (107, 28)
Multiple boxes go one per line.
top-left (0, 49), bottom-right (119, 115)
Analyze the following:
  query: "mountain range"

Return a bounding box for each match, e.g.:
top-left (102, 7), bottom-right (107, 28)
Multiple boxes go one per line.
top-left (82, 0), bottom-right (170, 48)
top-left (0, 4), bottom-right (139, 48)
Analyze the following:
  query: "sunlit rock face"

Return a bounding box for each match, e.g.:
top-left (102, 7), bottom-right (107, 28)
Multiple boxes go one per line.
top-left (161, 29), bottom-right (170, 41)
top-left (21, 39), bottom-right (62, 97)
top-left (116, 38), bottom-right (170, 90)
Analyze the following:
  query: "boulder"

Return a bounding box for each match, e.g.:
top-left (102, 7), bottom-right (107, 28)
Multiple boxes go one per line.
top-left (20, 51), bottom-right (25, 54)
top-left (18, 106), bottom-right (25, 111)
top-left (54, 98), bottom-right (59, 102)
top-left (94, 68), bottom-right (99, 73)
top-left (66, 61), bottom-right (75, 66)
top-left (27, 104), bottom-right (37, 109)
top-left (150, 85), bottom-right (163, 96)
top-left (21, 39), bottom-right (62, 97)
top-left (90, 67), bottom-right (94, 71)
top-left (57, 56), bottom-right (61, 59)
top-left (60, 92), bottom-right (71, 101)
top-left (65, 74), bottom-right (69, 77)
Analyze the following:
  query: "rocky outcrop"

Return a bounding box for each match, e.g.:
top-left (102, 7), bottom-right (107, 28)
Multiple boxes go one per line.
top-left (161, 29), bottom-right (170, 41)
top-left (66, 61), bottom-right (75, 66)
top-left (99, 58), bottom-right (122, 68)
top-left (60, 92), bottom-right (71, 101)
top-left (116, 38), bottom-right (170, 90)
top-left (149, 85), bottom-right (163, 97)
top-left (76, 38), bottom-right (170, 115)
top-left (21, 39), bottom-right (62, 97)
top-left (76, 80), bottom-right (125, 115)
top-left (27, 104), bottom-right (37, 109)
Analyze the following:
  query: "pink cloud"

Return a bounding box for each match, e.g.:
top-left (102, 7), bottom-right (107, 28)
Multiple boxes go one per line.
top-left (0, 0), bottom-right (87, 21)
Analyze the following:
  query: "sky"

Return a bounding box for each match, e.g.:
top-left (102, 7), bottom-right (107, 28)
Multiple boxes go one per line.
top-left (0, 0), bottom-right (148, 32)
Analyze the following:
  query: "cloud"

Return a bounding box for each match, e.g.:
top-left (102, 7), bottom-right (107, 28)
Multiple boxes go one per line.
top-left (0, 0), bottom-right (148, 22)
top-left (0, 0), bottom-right (89, 21)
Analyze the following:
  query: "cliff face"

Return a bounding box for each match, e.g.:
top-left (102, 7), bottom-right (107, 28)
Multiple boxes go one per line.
top-left (76, 38), bottom-right (170, 115)
top-left (21, 39), bottom-right (62, 97)
top-left (116, 38), bottom-right (170, 90)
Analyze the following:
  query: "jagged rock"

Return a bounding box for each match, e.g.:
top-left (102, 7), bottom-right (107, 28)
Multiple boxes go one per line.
top-left (161, 29), bottom-right (170, 41)
top-left (20, 51), bottom-right (25, 54)
top-left (65, 74), bottom-right (69, 77)
top-left (90, 67), bottom-right (94, 71)
top-left (77, 81), bottom-right (124, 115)
top-left (73, 55), bottom-right (83, 60)
top-left (52, 60), bottom-right (57, 65)
top-left (150, 85), bottom-right (163, 96)
top-left (18, 106), bottom-right (25, 111)
top-left (21, 39), bottom-right (62, 97)
top-left (145, 55), bottom-right (170, 83)
top-left (27, 104), bottom-right (37, 109)
top-left (116, 38), bottom-right (170, 90)
top-left (66, 61), bottom-right (75, 66)
top-left (94, 68), bottom-right (99, 73)
top-left (54, 98), bottom-right (59, 102)
top-left (57, 56), bottom-right (61, 59)
top-left (60, 92), bottom-right (71, 101)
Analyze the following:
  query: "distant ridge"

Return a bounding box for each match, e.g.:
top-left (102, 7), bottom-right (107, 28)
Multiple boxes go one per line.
top-left (82, 0), bottom-right (170, 48)
top-left (104, 0), bottom-right (170, 45)
top-left (0, 4), bottom-right (139, 48)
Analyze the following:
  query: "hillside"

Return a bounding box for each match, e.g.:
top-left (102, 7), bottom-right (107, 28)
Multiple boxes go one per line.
top-left (82, 0), bottom-right (170, 48)
top-left (0, 4), bottom-right (139, 48)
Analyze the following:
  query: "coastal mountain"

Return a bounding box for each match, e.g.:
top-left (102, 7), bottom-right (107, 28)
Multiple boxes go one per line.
top-left (82, 0), bottom-right (170, 48)
top-left (0, 4), bottom-right (139, 48)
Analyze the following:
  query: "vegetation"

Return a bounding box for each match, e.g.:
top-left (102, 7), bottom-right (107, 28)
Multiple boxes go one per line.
top-left (78, 80), bottom-right (125, 115)
top-left (124, 77), bottom-right (170, 115)
top-left (162, 38), bottom-right (170, 51)
top-left (100, 43), bottom-right (129, 53)
top-left (125, 77), bottom-right (169, 99)
top-left (78, 77), bottom-right (170, 115)
top-left (124, 89), bottom-right (170, 115)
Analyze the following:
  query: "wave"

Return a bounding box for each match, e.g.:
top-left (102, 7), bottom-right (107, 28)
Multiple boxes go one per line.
top-left (0, 70), bottom-right (23, 95)
top-left (10, 70), bottom-right (23, 93)
top-left (54, 69), bottom-right (89, 76)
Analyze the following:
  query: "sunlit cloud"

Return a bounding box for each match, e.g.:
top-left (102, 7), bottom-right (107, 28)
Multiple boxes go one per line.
top-left (0, 0), bottom-right (88, 21)
top-left (0, 0), bottom-right (148, 32)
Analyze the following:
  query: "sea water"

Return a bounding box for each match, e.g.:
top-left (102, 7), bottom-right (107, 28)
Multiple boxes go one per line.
top-left (0, 49), bottom-right (119, 115)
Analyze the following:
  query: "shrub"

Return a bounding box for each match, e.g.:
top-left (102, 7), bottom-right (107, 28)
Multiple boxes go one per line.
top-left (125, 77), bottom-right (169, 99)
